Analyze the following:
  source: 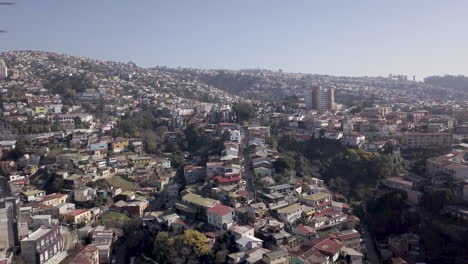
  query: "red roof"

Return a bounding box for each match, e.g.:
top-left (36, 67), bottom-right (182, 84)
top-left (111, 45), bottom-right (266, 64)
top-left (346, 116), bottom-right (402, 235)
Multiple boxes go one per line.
top-left (313, 238), bottom-right (343, 256)
top-left (207, 204), bottom-right (233, 216)
top-left (296, 225), bottom-right (316, 235)
top-left (337, 231), bottom-right (361, 241)
top-left (214, 175), bottom-right (241, 183)
top-left (39, 193), bottom-right (67, 202)
top-left (63, 209), bottom-right (89, 217)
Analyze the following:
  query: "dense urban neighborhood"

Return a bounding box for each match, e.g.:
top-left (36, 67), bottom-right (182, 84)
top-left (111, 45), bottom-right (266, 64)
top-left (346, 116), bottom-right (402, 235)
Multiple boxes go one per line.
top-left (1, 51), bottom-right (468, 264)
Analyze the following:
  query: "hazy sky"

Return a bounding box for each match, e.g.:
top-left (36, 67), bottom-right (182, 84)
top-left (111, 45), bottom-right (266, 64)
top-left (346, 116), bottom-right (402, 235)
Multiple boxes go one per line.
top-left (1, 1), bottom-right (467, 78)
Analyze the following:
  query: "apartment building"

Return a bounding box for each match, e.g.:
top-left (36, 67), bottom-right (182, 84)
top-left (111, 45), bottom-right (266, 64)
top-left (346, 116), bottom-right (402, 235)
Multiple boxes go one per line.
top-left (21, 225), bottom-right (64, 264)
top-left (401, 133), bottom-right (453, 149)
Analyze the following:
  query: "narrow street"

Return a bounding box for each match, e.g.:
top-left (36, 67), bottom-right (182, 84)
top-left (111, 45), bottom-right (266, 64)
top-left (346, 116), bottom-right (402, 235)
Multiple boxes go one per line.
top-left (362, 226), bottom-right (380, 264)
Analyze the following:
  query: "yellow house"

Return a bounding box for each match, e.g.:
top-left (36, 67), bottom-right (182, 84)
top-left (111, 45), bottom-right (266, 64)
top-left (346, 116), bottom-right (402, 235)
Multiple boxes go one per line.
top-left (60, 209), bottom-right (92, 224)
top-left (34, 106), bottom-right (48, 114)
top-left (38, 193), bottom-right (68, 207)
top-left (112, 137), bottom-right (129, 152)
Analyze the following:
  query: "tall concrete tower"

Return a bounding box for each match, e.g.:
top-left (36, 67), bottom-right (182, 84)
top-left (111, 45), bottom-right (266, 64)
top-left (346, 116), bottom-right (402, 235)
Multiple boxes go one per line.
top-left (305, 85), bottom-right (335, 111)
top-left (0, 59), bottom-right (8, 79)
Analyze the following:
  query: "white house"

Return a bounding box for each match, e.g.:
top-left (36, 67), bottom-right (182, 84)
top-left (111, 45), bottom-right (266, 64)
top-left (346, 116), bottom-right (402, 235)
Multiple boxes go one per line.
top-left (207, 204), bottom-right (234, 230)
top-left (277, 203), bottom-right (303, 224)
top-left (236, 235), bottom-right (263, 252)
top-left (74, 187), bottom-right (96, 202)
top-left (230, 130), bottom-right (241, 142)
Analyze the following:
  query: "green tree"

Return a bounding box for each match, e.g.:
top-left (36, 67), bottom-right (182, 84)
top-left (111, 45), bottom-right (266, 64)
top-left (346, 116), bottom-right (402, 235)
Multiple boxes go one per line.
top-left (232, 102), bottom-right (255, 122)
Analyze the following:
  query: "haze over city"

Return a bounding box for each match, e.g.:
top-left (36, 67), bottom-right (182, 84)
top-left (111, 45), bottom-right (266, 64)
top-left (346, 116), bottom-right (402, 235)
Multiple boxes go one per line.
top-left (1, 1), bottom-right (468, 78)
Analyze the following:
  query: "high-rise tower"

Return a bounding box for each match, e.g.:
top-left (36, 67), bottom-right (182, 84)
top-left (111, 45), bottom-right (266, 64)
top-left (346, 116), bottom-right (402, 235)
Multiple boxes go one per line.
top-left (305, 85), bottom-right (335, 111)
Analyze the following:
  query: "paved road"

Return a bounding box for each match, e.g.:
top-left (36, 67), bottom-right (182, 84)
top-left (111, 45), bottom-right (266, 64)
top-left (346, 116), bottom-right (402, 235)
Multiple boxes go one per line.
top-left (362, 226), bottom-right (380, 264)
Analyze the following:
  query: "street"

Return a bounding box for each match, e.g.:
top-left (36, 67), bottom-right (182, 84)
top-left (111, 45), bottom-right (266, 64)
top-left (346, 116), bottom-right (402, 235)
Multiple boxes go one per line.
top-left (362, 226), bottom-right (380, 264)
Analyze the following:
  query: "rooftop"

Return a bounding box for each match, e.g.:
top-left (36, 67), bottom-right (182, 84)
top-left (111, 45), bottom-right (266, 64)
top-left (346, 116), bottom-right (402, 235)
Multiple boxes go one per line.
top-left (302, 192), bottom-right (331, 201)
top-left (207, 204), bottom-right (233, 216)
top-left (182, 192), bottom-right (218, 208)
top-left (264, 249), bottom-right (289, 260)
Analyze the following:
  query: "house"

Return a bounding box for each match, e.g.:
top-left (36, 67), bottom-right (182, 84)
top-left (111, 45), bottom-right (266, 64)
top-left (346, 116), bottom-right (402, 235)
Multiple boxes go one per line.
top-left (60, 209), bottom-right (92, 224)
top-left (293, 225), bottom-right (317, 240)
top-left (21, 225), bottom-right (64, 264)
top-left (300, 192), bottom-right (332, 213)
top-left (207, 204), bottom-right (234, 229)
top-left (401, 132), bottom-right (453, 149)
top-left (21, 190), bottom-right (46, 202)
top-left (253, 165), bottom-right (273, 177)
top-left (341, 247), bottom-right (364, 264)
top-left (364, 141), bottom-right (387, 152)
top-left (245, 247), bottom-right (271, 264)
top-left (175, 192), bottom-right (219, 217)
top-left (276, 203), bottom-right (303, 224)
top-left (206, 162), bottom-right (225, 178)
top-left (184, 165), bottom-right (206, 184)
top-left (236, 235), bottom-right (263, 252)
top-left (342, 133), bottom-right (366, 148)
top-left (74, 187), bottom-right (96, 202)
top-left (230, 129), bottom-right (241, 142)
top-left (382, 177), bottom-right (413, 192)
top-left (247, 202), bottom-right (267, 217)
top-left (112, 137), bottom-right (129, 152)
top-left (121, 201), bottom-right (148, 218)
top-left (336, 229), bottom-right (362, 252)
top-left (130, 156), bottom-right (153, 168)
top-left (265, 184), bottom-right (295, 199)
top-left (426, 152), bottom-right (468, 184)
top-left (313, 238), bottom-right (343, 263)
top-left (214, 174), bottom-right (241, 187)
top-left (230, 225), bottom-right (255, 239)
top-left (263, 249), bottom-right (291, 264)
top-left (62, 245), bottom-right (99, 264)
top-left (91, 230), bottom-right (114, 264)
top-left (37, 193), bottom-right (68, 207)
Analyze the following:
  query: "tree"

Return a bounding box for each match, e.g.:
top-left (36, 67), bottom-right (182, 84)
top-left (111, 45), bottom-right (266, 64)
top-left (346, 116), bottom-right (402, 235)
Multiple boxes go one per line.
top-left (153, 232), bottom-right (171, 263)
top-left (274, 155), bottom-right (295, 173)
top-left (153, 229), bottom-right (211, 263)
top-left (7, 139), bottom-right (28, 160)
top-left (232, 102), bottom-right (255, 122)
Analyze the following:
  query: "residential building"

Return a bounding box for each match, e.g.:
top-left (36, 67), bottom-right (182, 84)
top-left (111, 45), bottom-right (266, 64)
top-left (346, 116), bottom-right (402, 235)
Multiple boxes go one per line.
top-left (236, 235), bottom-right (263, 252)
top-left (301, 192), bottom-right (332, 213)
top-left (313, 238), bottom-right (343, 263)
top-left (0, 59), bottom-right (7, 79)
top-left (21, 190), bottom-right (46, 202)
top-left (276, 203), bottom-right (303, 224)
top-left (74, 187), bottom-right (96, 202)
top-left (207, 204), bottom-right (234, 230)
top-left (305, 85), bottom-right (335, 111)
top-left (91, 230), bottom-right (113, 264)
top-left (401, 133), bottom-right (453, 149)
top-left (37, 193), bottom-right (68, 207)
top-left (336, 229), bottom-right (362, 252)
top-left (21, 224), bottom-right (64, 264)
top-left (175, 192), bottom-right (219, 217)
top-left (263, 249), bottom-right (291, 264)
top-left (62, 245), bottom-right (99, 264)
top-left (184, 165), bottom-right (206, 184)
top-left (60, 209), bottom-right (92, 224)
top-left (112, 137), bottom-right (129, 152)
top-left (0, 197), bottom-right (19, 250)
top-left (382, 177), bottom-right (414, 192)
top-left (426, 152), bottom-right (468, 184)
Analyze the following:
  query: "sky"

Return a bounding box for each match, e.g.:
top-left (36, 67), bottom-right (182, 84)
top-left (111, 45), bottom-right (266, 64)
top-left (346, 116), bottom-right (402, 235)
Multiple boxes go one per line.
top-left (1, 0), bottom-right (468, 78)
